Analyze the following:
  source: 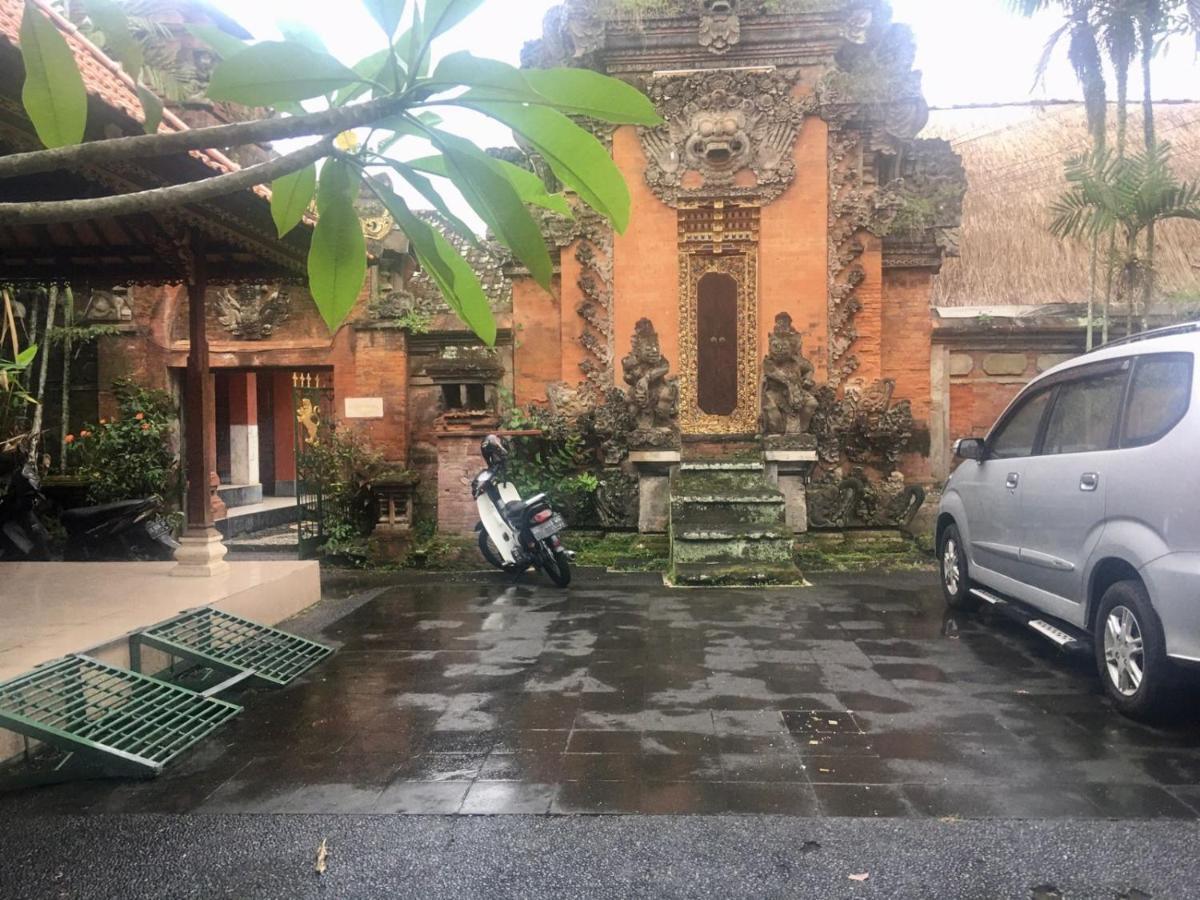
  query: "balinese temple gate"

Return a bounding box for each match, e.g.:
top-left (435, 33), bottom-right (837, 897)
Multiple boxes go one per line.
top-left (506, 0), bottom-right (966, 583)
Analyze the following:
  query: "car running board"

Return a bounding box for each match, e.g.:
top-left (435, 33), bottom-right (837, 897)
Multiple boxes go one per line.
top-left (969, 588), bottom-right (1088, 653)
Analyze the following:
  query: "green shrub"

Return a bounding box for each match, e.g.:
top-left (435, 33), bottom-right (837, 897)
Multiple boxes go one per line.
top-left (68, 379), bottom-right (179, 509)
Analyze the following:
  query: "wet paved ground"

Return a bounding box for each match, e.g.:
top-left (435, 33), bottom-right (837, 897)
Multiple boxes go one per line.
top-left (5, 570), bottom-right (1200, 818)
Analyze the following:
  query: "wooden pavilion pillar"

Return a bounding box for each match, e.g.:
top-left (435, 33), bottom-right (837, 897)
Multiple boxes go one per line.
top-left (173, 230), bottom-right (230, 577)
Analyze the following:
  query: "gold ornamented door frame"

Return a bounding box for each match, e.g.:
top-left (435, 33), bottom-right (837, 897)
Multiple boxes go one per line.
top-left (677, 203), bottom-right (761, 436)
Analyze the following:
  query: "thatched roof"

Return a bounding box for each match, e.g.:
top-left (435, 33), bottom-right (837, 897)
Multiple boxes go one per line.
top-left (924, 101), bottom-right (1200, 308)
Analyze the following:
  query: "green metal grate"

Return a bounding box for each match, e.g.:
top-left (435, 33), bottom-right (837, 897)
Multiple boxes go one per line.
top-left (0, 655), bottom-right (241, 778)
top-left (134, 608), bottom-right (334, 687)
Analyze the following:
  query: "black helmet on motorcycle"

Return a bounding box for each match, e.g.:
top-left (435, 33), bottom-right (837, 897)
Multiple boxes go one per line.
top-left (480, 434), bottom-right (508, 468)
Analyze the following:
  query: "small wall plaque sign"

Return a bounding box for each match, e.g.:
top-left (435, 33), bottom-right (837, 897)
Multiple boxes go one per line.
top-left (344, 397), bottom-right (384, 419)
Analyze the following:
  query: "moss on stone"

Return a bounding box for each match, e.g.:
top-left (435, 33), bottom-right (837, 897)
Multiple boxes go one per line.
top-left (794, 530), bottom-right (934, 573)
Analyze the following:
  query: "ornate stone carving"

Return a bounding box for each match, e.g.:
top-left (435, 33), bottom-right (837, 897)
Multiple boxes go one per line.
top-left (596, 469), bottom-right (640, 529)
top-left (83, 288), bottom-right (132, 323)
top-left (639, 69), bottom-right (807, 207)
top-left (678, 250), bottom-right (760, 435)
top-left (521, 0), bottom-right (605, 69)
top-left (579, 387), bottom-right (637, 466)
top-left (216, 285), bottom-right (291, 340)
top-left (699, 0), bottom-right (741, 54)
top-left (761, 312), bottom-right (818, 439)
top-left (622, 318), bottom-right (679, 449)
top-left (812, 378), bottom-right (915, 472)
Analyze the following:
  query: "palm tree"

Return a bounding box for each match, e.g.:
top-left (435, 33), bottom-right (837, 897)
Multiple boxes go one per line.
top-left (1011, 0), bottom-right (1109, 346)
top-left (1050, 141), bottom-right (1200, 331)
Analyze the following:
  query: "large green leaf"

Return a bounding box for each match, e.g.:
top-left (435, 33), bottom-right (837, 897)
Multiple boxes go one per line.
top-left (361, 0), bottom-right (407, 39)
top-left (86, 0), bottom-right (142, 76)
top-left (380, 158), bottom-right (480, 245)
top-left (431, 53), bottom-right (661, 125)
top-left (208, 41), bottom-right (363, 106)
top-left (421, 0), bottom-right (485, 43)
top-left (19, 2), bottom-right (88, 148)
top-left (278, 20), bottom-right (329, 55)
top-left (334, 48), bottom-right (395, 107)
top-left (186, 24), bottom-right (247, 61)
top-left (431, 129), bottom-right (553, 290)
top-left (370, 181), bottom-right (496, 345)
top-left (308, 194), bottom-right (367, 333)
top-left (271, 163), bottom-right (317, 237)
top-left (317, 157), bottom-right (362, 213)
top-left (408, 153), bottom-right (571, 219)
top-left (461, 99), bottom-right (631, 232)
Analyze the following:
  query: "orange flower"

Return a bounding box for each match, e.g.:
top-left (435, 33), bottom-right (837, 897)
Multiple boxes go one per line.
top-left (99, 418), bottom-right (108, 425)
top-left (135, 412), bottom-right (145, 421)
top-left (79, 430), bottom-right (91, 438)
top-left (64, 434), bottom-right (75, 444)
top-left (141, 422), bottom-right (151, 431)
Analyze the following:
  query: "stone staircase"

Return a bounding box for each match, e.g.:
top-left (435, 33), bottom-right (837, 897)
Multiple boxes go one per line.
top-left (668, 460), bottom-right (801, 586)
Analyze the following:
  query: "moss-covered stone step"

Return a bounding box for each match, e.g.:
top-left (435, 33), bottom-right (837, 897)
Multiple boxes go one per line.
top-left (669, 560), bottom-right (805, 587)
top-left (671, 470), bottom-right (782, 500)
top-left (671, 534), bottom-right (796, 565)
top-left (671, 497), bottom-right (788, 528)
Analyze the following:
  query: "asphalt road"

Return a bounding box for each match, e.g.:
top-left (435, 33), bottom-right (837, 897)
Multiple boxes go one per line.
top-left (1, 814), bottom-right (1194, 899)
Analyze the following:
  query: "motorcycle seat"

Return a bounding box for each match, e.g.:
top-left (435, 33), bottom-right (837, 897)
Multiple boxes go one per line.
top-left (61, 499), bottom-right (153, 529)
top-left (504, 493), bottom-right (547, 519)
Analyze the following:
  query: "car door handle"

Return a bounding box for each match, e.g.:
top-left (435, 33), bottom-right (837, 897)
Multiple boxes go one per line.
top-left (1005, 473), bottom-right (1020, 490)
top-left (1080, 472), bottom-right (1100, 492)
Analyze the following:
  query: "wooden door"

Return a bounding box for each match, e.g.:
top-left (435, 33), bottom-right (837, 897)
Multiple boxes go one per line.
top-left (696, 271), bottom-right (738, 416)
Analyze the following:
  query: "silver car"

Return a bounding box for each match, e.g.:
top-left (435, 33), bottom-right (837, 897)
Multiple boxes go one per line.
top-left (937, 322), bottom-right (1200, 718)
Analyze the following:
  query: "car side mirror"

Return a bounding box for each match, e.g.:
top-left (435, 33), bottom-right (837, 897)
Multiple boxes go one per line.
top-left (954, 438), bottom-right (988, 462)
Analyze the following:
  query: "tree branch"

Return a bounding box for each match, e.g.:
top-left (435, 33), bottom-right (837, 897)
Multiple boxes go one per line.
top-left (0, 139), bottom-right (334, 225)
top-left (0, 97), bottom-right (406, 181)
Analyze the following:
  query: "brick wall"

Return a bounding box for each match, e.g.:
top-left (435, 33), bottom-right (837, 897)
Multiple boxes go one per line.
top-left (436, 431), bottom-right (486, 534)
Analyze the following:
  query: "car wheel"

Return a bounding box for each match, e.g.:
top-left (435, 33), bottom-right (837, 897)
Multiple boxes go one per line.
top-left (1094, 580), bottom-right (1172, 720)
top-left (939, 524), bottom-right (979, 611)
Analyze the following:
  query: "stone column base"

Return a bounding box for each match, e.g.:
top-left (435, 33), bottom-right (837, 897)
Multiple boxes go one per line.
top-left (172, 527), bottom-right (231, 578)
top-left (764, 449), bottom-right (818, 534)
top-left (630, 450), bottom-right (681, 534)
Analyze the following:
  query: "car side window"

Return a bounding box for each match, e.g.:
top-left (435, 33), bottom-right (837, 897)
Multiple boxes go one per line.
top-left (989, 389), bottom-right (1053, 459)
top-left (1041, 369), bottom-right (1128, 455)
top-left (1122, 353), bottom-right (1194, 447)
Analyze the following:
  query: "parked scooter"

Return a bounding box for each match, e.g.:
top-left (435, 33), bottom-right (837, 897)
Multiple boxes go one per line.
top-left (0, 458), bottom-right (51, 561)
top-left (61, 498), bottom-right (180, 561)
top-left (472, 434), bottom-right (573, 587)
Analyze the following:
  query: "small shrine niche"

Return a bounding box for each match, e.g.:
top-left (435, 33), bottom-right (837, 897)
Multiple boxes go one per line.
top-left (426, 349), bottom-right (506, 428)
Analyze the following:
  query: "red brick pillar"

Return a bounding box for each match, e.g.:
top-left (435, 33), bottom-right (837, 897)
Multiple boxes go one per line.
top-left (272, 371), bottom-right (297, 496)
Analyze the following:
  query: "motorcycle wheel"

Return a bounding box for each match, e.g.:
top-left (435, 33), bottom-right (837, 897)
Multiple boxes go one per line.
top-left (477, 528), bottom-right (506, 570)
top-left (541, 543), bottom-right (572, 588)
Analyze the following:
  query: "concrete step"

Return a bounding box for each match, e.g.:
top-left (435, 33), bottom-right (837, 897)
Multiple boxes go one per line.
top-left (670, 560), bottom-right (803, 587)
top-left (217, 483), bottom-right (263, 509)
top-left (671, 534), bottom-right (795, 565)
top-left (217, 498), bottom-right (298, 539)
top-left (672, 470), bottom-right (780, 500)
top-left (679, 462), bottom-right (763, 472)
top-left (671, 497), bottom-right (787, 528)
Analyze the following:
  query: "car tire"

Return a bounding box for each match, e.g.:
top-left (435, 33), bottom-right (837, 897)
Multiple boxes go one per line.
top-left (939, 524), bottom-right (979, 611)
top-left (1094, 580), bottom-right (1172, 721)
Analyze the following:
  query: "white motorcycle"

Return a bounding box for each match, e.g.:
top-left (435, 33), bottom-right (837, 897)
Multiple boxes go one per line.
top-left (472, 434), bottom-right (573, 587)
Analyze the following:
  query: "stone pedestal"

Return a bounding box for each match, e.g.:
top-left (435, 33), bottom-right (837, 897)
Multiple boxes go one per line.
top-left (172, 527), bottom-right (231, 578)
top-left (764, 449), bottom-right (818, 534)
top-left (630, 450), bottom-right (680, 534)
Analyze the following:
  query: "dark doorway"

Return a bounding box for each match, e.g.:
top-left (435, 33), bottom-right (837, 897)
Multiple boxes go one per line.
top-left (214, 371), bottom-right (231, 483)
top-left (696, 271), bottom-right (739, 416)
top-left (257, 374), bottom-right (276, 496)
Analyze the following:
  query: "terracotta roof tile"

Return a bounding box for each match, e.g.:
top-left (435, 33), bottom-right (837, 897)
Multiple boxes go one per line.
top-left (0, 0), bottom-right (251, 184)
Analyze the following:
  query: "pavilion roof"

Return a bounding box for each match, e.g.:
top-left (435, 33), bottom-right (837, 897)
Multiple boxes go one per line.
top-left (925, 100), bottom-right (1200, 308)
top-left (0, 0), bottom-right (313, 286)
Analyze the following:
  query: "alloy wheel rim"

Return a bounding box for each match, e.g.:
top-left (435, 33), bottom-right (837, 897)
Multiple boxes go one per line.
top-left (1103, 605), bottom-right (1145, 698)
top-left (943, 538), bottom-right (960, 595)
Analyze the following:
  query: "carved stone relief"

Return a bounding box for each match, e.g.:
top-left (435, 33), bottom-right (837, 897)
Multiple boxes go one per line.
top-left (699, 0), bottom-right (741, 54)
top-left (639, 69), bottom-right (807, 207)
top-left (216, 285), bottom-right (291, 340)
top-left (761, 312), bottom-right (818, 440)
top-left (622, 318), bottom-right (680, 449)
